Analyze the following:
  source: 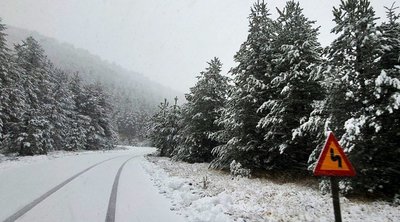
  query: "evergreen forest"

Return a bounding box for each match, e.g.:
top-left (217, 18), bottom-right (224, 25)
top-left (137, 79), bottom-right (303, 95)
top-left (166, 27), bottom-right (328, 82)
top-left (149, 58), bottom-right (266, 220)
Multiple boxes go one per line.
top-left (149, 0), bottom-right (400, 201)
top-left (0, 21), bottom-right (171, 155)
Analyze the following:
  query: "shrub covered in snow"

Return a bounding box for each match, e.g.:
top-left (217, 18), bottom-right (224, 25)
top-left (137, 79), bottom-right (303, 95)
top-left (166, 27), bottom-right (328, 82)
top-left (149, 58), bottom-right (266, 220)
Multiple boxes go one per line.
top-left (229, 160), bottom-right (251, 178)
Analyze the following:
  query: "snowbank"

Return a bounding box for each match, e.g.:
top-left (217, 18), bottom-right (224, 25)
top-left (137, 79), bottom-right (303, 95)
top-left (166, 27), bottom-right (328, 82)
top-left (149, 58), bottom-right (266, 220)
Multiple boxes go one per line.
top-left (143, 156), bottom-right (399, 222)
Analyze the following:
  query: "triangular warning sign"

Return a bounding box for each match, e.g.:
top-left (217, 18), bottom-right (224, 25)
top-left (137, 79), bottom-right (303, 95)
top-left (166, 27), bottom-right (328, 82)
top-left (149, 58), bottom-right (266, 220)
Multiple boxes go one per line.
top-left (314, 132), bottom-right (356, 177)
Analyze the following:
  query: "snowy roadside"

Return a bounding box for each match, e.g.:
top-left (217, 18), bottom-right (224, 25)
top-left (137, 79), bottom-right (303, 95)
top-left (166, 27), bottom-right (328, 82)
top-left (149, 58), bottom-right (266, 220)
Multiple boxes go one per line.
top-left (143, 156), bottom-right (399, 222)
top-left (0, 145), bottom-right (134, 171)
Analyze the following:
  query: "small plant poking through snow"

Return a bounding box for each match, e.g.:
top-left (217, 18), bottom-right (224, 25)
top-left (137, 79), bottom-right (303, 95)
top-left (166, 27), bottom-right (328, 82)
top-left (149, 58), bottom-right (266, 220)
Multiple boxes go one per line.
top-left (393, 194), bottom-right (400, 206)
top-left (230, 160), bottom-right (251, 178)
top-left (202, 175), bottom-right (209, 189)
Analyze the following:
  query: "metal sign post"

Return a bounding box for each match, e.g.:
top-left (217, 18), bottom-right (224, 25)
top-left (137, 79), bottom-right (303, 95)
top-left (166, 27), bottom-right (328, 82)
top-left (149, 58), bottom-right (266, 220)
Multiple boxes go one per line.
top-left (330, 177), bottom-right (342, 222)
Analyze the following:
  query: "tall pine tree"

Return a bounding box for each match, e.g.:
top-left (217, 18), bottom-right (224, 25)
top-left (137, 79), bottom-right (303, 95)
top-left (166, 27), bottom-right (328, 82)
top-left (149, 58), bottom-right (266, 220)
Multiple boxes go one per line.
top-left (341, 2), bottom-right (400, 198)
top-left (175, 58), bottom-right (228, 162)
top-left (211, 1), bottom-right (275, 170)
top-left (150, 99), bottom-right (180, 157)
top-left (303, 0), bottom-right (400, 198)
top-left (82, 82), bottom-right (117, 150)
top-left (14, 37), bottom-right (53, 155)
top-left (0, 20), bottom-right (27, 154)
top-left (257, 1), bottom-right (323, 171)
top-left (49, 68), bottom-right (76, 150)
top-left (0, 19), bottom-right (8, 149)
top-left (0, 20), bottom-right (8, 150)
top-left (68, 73), bottom-right (89, 150)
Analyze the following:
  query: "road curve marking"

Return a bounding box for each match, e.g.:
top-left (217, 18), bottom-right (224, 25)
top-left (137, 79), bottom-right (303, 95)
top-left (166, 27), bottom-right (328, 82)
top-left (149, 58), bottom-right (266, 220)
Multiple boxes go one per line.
top-left (3, 155), bottom-right (124, 222)
top-left (105, 156), bottom-right (138, 222)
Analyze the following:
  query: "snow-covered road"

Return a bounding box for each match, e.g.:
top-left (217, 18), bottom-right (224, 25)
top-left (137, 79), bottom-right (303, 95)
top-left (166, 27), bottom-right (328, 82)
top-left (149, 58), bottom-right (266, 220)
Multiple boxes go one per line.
top-left (0, 147), bottom-right (185, 222)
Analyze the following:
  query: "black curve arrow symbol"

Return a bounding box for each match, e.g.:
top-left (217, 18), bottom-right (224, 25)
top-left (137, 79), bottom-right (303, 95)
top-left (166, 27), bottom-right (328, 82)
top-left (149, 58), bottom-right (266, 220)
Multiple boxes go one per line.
top-left (330, 148), bottom-right (342, 168)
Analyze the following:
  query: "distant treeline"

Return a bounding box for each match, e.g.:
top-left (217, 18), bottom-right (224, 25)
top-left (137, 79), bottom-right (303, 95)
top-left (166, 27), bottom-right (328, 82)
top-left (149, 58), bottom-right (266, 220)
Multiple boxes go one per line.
top-left (4, 25), bottom-right (185, 147)
top-left (149, 0), bottom-right (400, 201)
top-left (0, 22), bottom-right (117, 155)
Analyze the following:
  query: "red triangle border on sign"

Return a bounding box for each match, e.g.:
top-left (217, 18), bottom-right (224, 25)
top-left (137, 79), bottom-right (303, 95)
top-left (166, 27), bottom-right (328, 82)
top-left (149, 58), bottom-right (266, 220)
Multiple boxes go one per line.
top-left (313, 132), bottom-right (356, 177)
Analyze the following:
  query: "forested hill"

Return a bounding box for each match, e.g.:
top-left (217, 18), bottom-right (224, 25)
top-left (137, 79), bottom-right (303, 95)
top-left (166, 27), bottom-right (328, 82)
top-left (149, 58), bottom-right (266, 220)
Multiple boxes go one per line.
top-left (5, 26), bottom-right (183, 144)
top-left (5, 26), bottom-right (181, 110)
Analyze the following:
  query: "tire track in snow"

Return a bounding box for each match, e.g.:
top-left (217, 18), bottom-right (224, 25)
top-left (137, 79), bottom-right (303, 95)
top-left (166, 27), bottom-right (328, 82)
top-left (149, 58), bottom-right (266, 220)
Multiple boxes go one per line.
top-left (105, 156), bottom-right (138, 222)
top-left (3, 155), bottom-right (124, 222)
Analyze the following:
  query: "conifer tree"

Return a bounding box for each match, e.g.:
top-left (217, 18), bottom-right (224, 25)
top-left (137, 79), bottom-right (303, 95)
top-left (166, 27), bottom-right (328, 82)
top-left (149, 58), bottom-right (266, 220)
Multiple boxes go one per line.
top-left (68, 73), bottom-right (89, 150)
top-left (150, 99), bottom-right (168, 155)
top-left (49, 68), bottom-right (76, 150)
top-left (302, 0), bottom-right (400, 198)
top-left (150, 99), bottom-right (179, 157)
top-left (324, 0), bottom-right (380, 138)
top-left (114, 95), bottom-right (150, 145)
top-left (133, 110), bottom-right (151, 143)
top-left (0, 20), bottom-right (27, 153)
top-left (166, 97), bottom-right (181, 157)
top-left (257, 1), bottom-right (323, 170)
top-left (82, 82), bottom-right (117, 150)
top-left (325, 0), bottom-right (380, 194)
top-left (340, 2), bottom-right (400, 198)
top-left (174, 58), bottom-right (228, 162)
top-left (116, 108), bottom-right (138, 144)
top-left (0, 19), bottom-right (8, 149)
top-left (14, 37), bottom-right (53, 155)
top-left (366, 3), bottom-right (400, 198)
top-left (211, 1), bottom-right (275, 170)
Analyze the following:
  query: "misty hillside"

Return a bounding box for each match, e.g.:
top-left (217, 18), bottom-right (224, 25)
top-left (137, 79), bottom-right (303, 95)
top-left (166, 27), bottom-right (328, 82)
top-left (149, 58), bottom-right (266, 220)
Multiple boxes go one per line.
top-left (5, 26), bottom-right (182, 113)
top-left (3, 26), bottom-right (185, 144)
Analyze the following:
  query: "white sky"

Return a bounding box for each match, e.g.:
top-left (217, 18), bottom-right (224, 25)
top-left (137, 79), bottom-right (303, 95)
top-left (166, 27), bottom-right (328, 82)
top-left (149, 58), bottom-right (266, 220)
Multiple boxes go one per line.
top-left (0, 0), bottom-right (395, 93)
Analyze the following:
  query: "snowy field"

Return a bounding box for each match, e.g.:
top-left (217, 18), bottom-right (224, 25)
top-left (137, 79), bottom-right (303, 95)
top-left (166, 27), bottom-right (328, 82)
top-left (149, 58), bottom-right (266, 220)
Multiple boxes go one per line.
top-left (144, 156), bottom-right (400, 222)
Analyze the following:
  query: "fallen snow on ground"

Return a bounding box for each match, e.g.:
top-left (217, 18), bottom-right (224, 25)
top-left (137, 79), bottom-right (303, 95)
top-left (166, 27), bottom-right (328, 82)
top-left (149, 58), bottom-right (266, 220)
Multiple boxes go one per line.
top-left (0, 146), bottom-right (131, 171)
top-left (0, 147), bottom-right (185, 222)
top-left (143, 156), bottom-right (400, 222)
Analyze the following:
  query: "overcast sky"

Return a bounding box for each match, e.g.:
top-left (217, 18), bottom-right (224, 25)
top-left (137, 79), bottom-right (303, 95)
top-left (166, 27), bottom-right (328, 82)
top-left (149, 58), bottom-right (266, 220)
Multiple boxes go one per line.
top-left (0, 0), bottom-right (395, 93)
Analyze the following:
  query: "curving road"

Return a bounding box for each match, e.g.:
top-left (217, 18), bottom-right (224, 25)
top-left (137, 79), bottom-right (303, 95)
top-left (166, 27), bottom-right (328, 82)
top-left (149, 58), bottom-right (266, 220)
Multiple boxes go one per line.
top-left (0, 148), bottom-right (185, 222)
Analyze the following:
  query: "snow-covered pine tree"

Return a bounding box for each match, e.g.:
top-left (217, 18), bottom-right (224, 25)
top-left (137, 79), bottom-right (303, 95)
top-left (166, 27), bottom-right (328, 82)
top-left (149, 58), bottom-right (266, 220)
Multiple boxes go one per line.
top-left (81, 82), bottom-right (117, 150)
top-left (94, 83), bottom-right (118, 149)
top-left (211, 1), bottom-right (275, 170)
top-left (257, 1), bottom-right (324, 171)
top-left (340, 2), bottom-right (400, 198)
top-left (133, 110), bottom-right (151, 144)
top-left (114, 93), bottom-right (151, 145)
top-left (0, 19), bottom-right (7, 150)
top-left (14, 37), bottom-right (54, 155)
top-left (150, 99), bottom-right (168, 154)
top-left (150, 99), bottom-right (180, 157)
top-left (0, 20), bottom-right (27, 154)
top-left (68, 72), bottom-right (89, 150)
top-left (361, 3), bottom-right (400, 199)
top-left (0, 19), bottom-right (8, 150)
top-left (116, 107), bottom-right (138, 144)
top-left (174, 58), bottom-right (228, 163)
top-left (49, 68), bottom-right (76, 150)
top-left (326, 0), bottom-right (381, 196)
top-left (305, 0), bottom-right (400, 198)
top-left (298, 0), bottom-right (380, 173)
top-left (166, 97), bottom-right (181, 157)
top-left (324, 0), bottom-right (380, 139)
